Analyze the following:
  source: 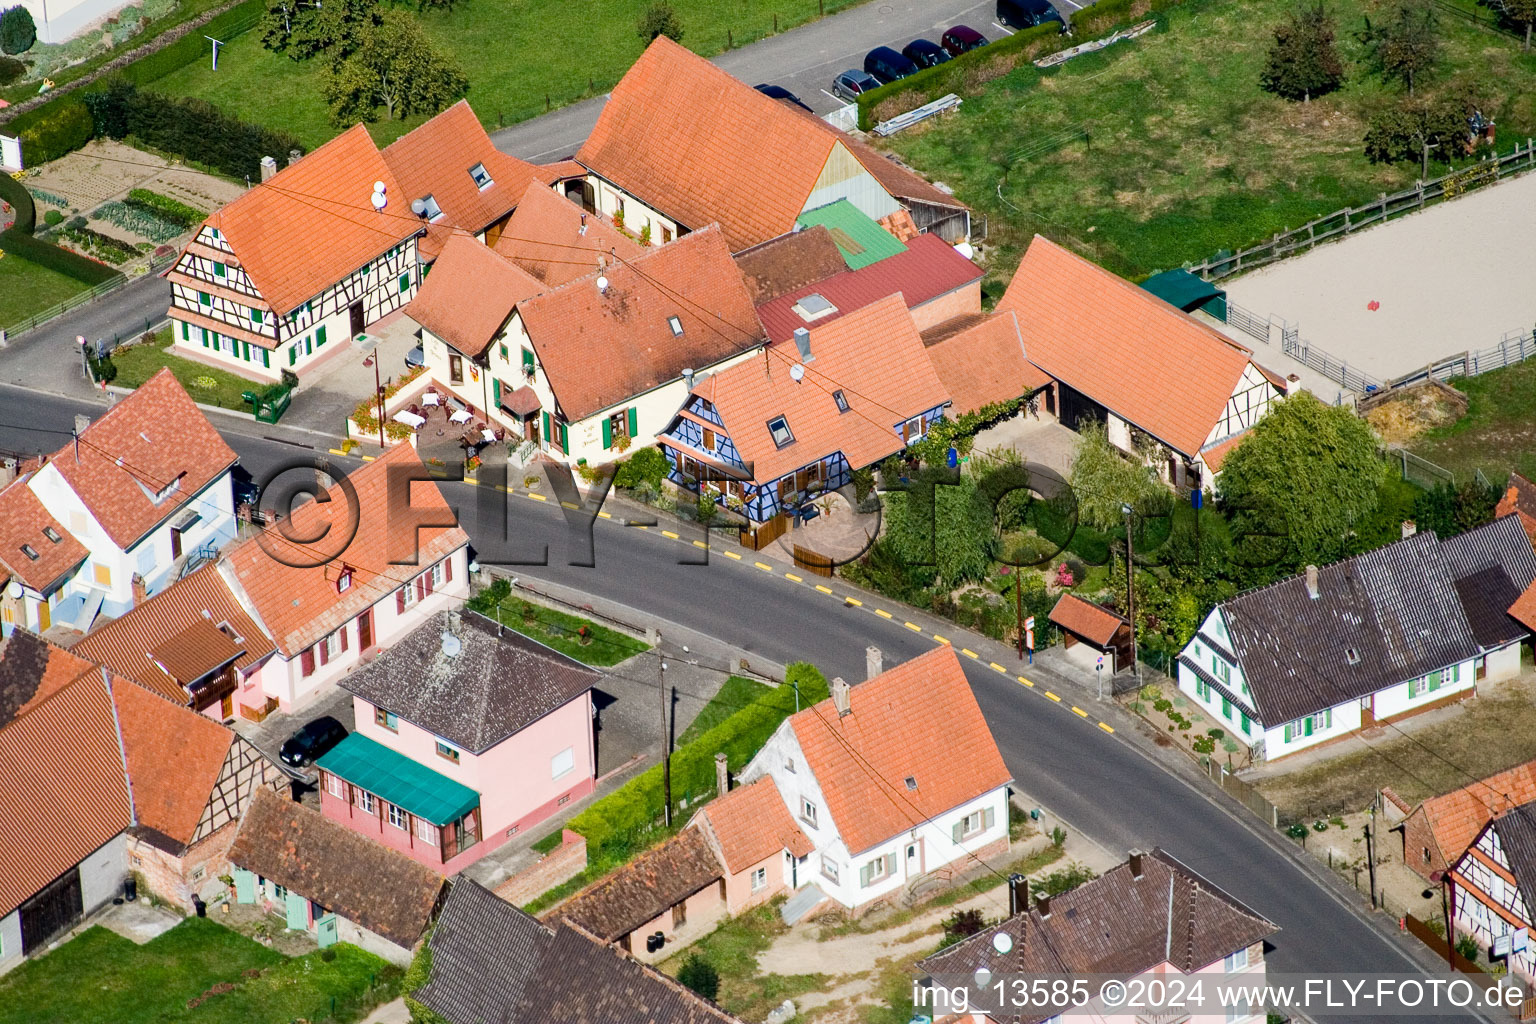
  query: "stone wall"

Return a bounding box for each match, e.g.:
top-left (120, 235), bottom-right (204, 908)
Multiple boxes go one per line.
top-left (493, 830), bottom-right (587, 908)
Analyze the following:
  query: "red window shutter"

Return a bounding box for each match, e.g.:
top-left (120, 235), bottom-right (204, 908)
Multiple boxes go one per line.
top-left (300, 648), bottom-right (315, 677)
top-left (340, 627), bottom-right (349, 653)
top-left (318, 641), bottom-right (329, 667)
top-left (417, 576), bottom-right (427, 601)
top-left (444, 556), bottom-right (453, 583)
top-left (397, 588), bottom-right (406, 614)
top-left (424, 569), bottom-right (435, 596)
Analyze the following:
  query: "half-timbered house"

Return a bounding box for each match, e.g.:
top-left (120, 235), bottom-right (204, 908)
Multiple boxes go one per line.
top-left (996, 235), bottom-right (1287, 489)
top-left (1451, 801), bottom-right (1536, 984)
top-left (165, 125), bottom-right (423, 381)
top-left (656, 294), bottom-right (949, 524)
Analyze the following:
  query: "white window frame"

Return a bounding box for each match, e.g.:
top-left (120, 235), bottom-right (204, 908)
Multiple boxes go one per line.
top-left (325, 772), bottom-right (345, 799)
top-left (388, 803), bottom-right (407, 830)
top-left (551, 746), bottom-right (575, 780)
top-left (323, 630), bottom-right (343, 660)
top-left (750, 867), bottom-right (767, 892)
top-left (801, 798), bottom-right (818, 828)
top-left (436, 739), bottom-right (461, 764)
top-left (959, 810), bottom-right (984, 839)
top-left (358, 790), bottom-right (376, 814)
top-left (1224, 947), bottom-right (1250, 972)
top-left (401, 582), bottom-right (418, 610)
top-left (865, 855), bottom-right (890, 884)
top-left (431, 561), bottom-right (445, 588)
top-left (820, 856), bottom-right (839, 884)
top-left (416, 818), bottom-right (439, 844)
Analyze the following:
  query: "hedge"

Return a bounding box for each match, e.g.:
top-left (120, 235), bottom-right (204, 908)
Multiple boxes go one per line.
top-left (564, 663), bottom-right (831, 856)
top-left (855, 0), bottom-right (1184, 130)
top-left (117, 0), bottom-right (262, 86)
top-left (0, 227), bottom-right (123, 284)
top-left (0, 166), bottom-right (34, 234)
top-left (15, 96), bottom-right (93, 164)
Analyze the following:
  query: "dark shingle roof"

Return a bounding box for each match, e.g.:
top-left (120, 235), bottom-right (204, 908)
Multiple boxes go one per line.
top-left (341, 610), bottom-right (601, 754)
top-left (919, 849), bottom-right (1276, 1024)
top-left (1454, 566), bottom-right (1526, 649)
top-left (554, 829), bottom-right (723, 942)
top-left (1492, 802), bottom-right (1536, 918)
top-left (414, 879), bottom-right (553, 1024)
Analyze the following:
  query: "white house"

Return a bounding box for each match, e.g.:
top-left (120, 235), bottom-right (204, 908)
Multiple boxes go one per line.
top-left (738, 645), bottom-right (1013, 914)
top-left (1176, 515), bottom-right (1536, 762)
top-left (916, 849), bottom-right (1278, 1024)
top-left (0, 369), bottom-right (237, 635)
top-left (1450, 801), bottom-right (1536, 986)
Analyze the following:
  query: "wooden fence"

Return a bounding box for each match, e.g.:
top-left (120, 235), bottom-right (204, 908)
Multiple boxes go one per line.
top-left (1204, 758), bottom-right (1278, 828)
top-left (1222, 300), bottom-right (1383, 394)
top-left (1188, 140), bottom-right (1536, 281)
top-left (793, 545), bottom-right (834, 577)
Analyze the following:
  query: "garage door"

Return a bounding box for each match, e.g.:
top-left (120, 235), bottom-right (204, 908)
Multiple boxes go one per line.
top-left (20, 867), bottom-right (83, 954)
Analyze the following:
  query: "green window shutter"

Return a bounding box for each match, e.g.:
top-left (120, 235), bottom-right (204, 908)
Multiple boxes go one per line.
top-left (601, 417), bottom-right (613, 449)
top-left (1303, 717), bottom-right (1313, 737)
top-left (400, 273), bottom-right (410, 294)
top-left (522, 348), bottom-right (534, 372)
top-left (1408, 679), bottom-right (1419, 699)
top-left (860, 862), bottom-right (873, 888)
top-left (1284, 722), bottom-right (1293, 742)
top-left (1221, 696), bottom-right (1231, 717)
top-left (214, 262), bottom-right (225, 278)
top-left (200, 291), bottom-right (210, 306)
top-left (261, 349), bottom-right (270, 368)
top-left (951, 820), bottom-right (964, 844)
top-left (252, 308), bottom-right (263, 324)
top-left (493, 378), bottom-right (502, 404)
top-left (542, 411), bottom-right (551, 441)
top-left (317, 325), bottom-right (327, 347)
top-left (201, 328), bottom-right (209, 347)
top-left (1323, 708), bottom-right (1332, 728)
top-left (180, 322), bottom-right (189, 341)
top-left (982, 806), bottom-right (995, 832)
top-left (499, 344), bottom-right (508, 362)
top-left (1240, 712), bottom-right (1250, 733)
top-left (884, 852), bottom-right (896, 877)
top-left (289, 343), bottom-right (299, 366)
top-left (627, 407), bottom-right (638, 436)
top-left (242, 341), bottom-right (250, 361)
top-left (558, 423), bottom-right (568, 451)
top-left (1429, 670), bottom-right (1441, 692)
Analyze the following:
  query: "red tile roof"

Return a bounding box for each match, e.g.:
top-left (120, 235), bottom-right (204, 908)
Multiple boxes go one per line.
top-left (494, 181), bottom-right (642, 287)
top-left (922, 311), bottom-right (1050, 416)
top-left (0, 480), bottom-right (88, 592)
top-left (518, 225), bottom-right (765, 421)
top-left (576, 37), bottom-right (844, 252)
top-left (0, 628), bottom-right (98, 727)
top-left (0, 667), bottom-right (133, 916)
top-left (692, 777), bottom-right (812, 873)
top-left (755, 233), bottom-right (982, 343)
top-left (1048, 593), bottom-right (1130, 647)
top-left (1198, 430), bottom-right (1250, 473)
top-left (1419, 760), bottom-right (1536, 871)
top-left (221, 444), bottom-right (469, 657)
top-left (733, 226), bottom-right (848, 305)
top-left (406, 234), bottom-right (547, 359)
top-left (193, 125), bottom-right (421, 316)
top-left (111, 674), bottom-right (235, 847)
top-left (998, 236), bottom-right (1270, 457)
top-left (687, 294), bottom-right (949, 483)
top-left (73, 562), bottom-right (274, 704)
top-left (42, 369), bottom-right (239, 551)
top-left (382, 101), bottom-right (543, 241)
top-left (787, 645), bottom-right (1011, 855)
top-left (1509, 581), bottom-right (1536, 636)
top-left (555, 828), bottom-right (724, 941)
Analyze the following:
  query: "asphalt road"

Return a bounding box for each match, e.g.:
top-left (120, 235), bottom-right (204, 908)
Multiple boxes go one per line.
top-left (491, 0), bottom-right (1057, 162)
top-left (0, 385), bottom-right (1481, 1021)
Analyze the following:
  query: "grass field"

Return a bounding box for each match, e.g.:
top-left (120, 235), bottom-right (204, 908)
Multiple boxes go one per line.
top-left (154, 0), bottom-right (868, 149)
top-left (111, 326), bottom-right (267, 411)
top-left (677, 675), bottom-right (771, 746)
top-left (881, 0), bottom-right (1536, 285)
top-left (0, 253), bottom-right (93, 330)
top-left (471, 593), bottom-right (651, 666)
top-left (1408, 357), bottom-right (1536, 483)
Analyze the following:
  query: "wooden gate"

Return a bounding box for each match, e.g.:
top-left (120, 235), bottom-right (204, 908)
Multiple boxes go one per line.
top-left (739, 514), bottom-right (789, 551)
top-left (793, 546), bottom-right (833, 577)
top-left (20, 866), bottom-right (83, 954)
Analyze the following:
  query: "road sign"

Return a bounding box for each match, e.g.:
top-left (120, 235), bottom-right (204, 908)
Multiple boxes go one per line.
top-left (1096, 654), bottom-right (1105, 668)
top-left (1024, 616), bottom-right (1035, 630)
top-left (1495, 934), bottom-right (1512, 959)
top-left (1025, 628), bottom-right (1034, 650)
top-left (1515, 928), bottom-right (1530, 954)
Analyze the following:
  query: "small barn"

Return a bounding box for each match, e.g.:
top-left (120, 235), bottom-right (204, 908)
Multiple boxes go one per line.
top-left (1140, 269), bottom-right (1227, 322)
top-left (1048, 593), bottom-right (1134, 674)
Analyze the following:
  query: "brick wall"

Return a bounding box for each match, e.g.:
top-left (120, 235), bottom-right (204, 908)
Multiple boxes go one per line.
top-left (128, 822), bottom-right (240, 910)
top-left (494, 830), bottom-right (588, 907)
top-left (1399, 805), bottom-right (1448, 883)
top-left (912, 280), bottom-right (982, 332)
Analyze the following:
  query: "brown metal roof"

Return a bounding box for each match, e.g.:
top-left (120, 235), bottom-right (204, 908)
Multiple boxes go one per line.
top-left (147, 618), bottom-right (244, 685)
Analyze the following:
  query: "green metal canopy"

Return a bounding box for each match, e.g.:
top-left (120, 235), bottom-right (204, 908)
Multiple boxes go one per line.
top-left (796, 199), bottom-right (907, 271)
top-left (315, 732), bottom-right (479, 826)
top-left (1139, 268), bottom-right (1228, 321)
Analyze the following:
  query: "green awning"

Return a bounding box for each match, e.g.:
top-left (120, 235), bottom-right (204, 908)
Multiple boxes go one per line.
top-left (316, 732), bottom-right (479, 826)
top-left (1140, 269), bottom-right (1227, 321)
top-left (796, 199), bottom-right (906, 271)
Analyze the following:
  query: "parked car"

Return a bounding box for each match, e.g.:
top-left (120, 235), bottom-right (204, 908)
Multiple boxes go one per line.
top-left (831, 68), bottom-right (881, 101)
top-left (941, 24), bottom-right (990, 56)
top-left (902, 39), bottom-right (951, 69)
top-left (754, 83), bottom-right (814, 112)
top-left (863, 46), bottom-right (920, 85)
top-left (279, 716), bottom-right (348, 769)
top-left (997, 0), bottom-right (1065, 30)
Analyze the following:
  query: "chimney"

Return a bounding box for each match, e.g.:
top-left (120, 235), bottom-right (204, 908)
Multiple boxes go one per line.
top-left (682, 368), bottom-right (695, 391)
top-left (715, 752), bottom-right (729, 795)
top-left (259, 156), bottom-right (278, 183)
top-left (865, 646), bottom-right (883, 680)
top-left (287, 148), bottom-right (303, 167)
top-left (1036, 894), bottom-right (1052, 919)
top-left (131, 573), bottom-right (147, 608)
top-left (1129, 850), bottom-right (1145, 880)
top-left (793, 327), bottom-right (812, 363)
top-left (1304, 564), bottom-right (1319, 599)
top-left (579, 213), bottom-right (588, 237)
top-left (1007, 873), bottom-right (1028, 916)
top-left (1402, 520), bottom-right (1417, 539)
top-left (831, 676), bottom-right (851, 717)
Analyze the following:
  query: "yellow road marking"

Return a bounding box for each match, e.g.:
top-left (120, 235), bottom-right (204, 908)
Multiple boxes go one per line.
top-left (328, 448), bottom-right (347, 456)
top-left (814, 585), bottom-right (834, 595)
top-left (990, 662), bottom-right (1008, 673)
top-left (693, 540), bottom-right (709, 549)
top-left (1018, 676), bottom-right (1035, 688)
top-left (845, 597), bottom-right (863, 606)
top-left (875, 609), bottom-right (893, 619)
top-left (561, 501), bottom-right (580, 510)
top-left (661, 530), bottom-right (680, 539)
top-left (961, 648), bottom-right (980, 659)
top-left (1098, 722), bottom-right (1115, 734)
top-left (360, 455), bottom-right (376, 462)
top-left (1071, 706), bottom-right (1089, 718)
top-left (785, 573), bottom-right (804, 583)
top-left (754, 562), bottom-right (773, 572)
top-left (723, 550), bottom-right (742, 560)
top-left (464, 477), bottom-right (480, 486)
top-left (597, 511), bottom-right (613, 519)
top-left (526, 492), bottom-right (547, 502)
top-left (904, 621), bottom-right (922, 632)
top-left (1044, 691), bottom-right (1062, 702)
top-left (933, 635), bottom-right (951, 645)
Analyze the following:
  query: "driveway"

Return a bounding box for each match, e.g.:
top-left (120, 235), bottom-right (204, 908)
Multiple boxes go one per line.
top-left (973, 412), bottom-right (1079, 479)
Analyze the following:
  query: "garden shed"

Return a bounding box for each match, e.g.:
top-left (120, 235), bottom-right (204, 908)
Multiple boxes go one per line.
top-left (1048, 593), bottom-right (1134, 674)
top-left (1139, 269), bottom-right (1227, 322)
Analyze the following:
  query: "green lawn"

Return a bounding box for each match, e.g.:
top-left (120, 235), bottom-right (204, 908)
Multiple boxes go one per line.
top-left (110, 326), bottom-right (267, 412)
top-left (1409, 358), bottom-right (1536, 483)
top-left (153, 0), bottom-right (872, 149)
top-left (469, 592), bottom-right (650, 666)
top-left (659, 901), bottom-right (828, 1022)
top-left (880, 0), bottom-right (1536, 283)
top-left (677, 675), bottom-right (770, 746)
top-left (0, 252), bottom-right (93, 330)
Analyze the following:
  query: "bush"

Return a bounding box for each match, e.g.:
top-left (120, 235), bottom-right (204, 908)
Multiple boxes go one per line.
top-left (119, 0), bottom-right (264, 85)
top-left (637, 1), bottom-right (683, 43)
top-left (1036, 863), bottom-right (1095, 898)
top-left (1, 4), bottom-right (36, 54)
top-left (612, 446), bottom-right (669, 491)
top-left (126, 188), bottom-right (204, 226)
top-left (1455, 934), bottom-right (1480, 962)
top-left (0, 53), bottom-right (23, 84)
top-left (0, 169), bottom-right (34, 234)
top-left (17, 97), bottom-right (94, 165)
top-left (677, 954), bottom-right (718, 1000)
top-left (0, 228), bottom-right (124, 285)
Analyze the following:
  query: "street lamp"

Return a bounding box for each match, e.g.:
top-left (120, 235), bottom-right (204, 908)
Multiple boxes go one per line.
top-left (277, 0), bottom-right (321, 33)
top-left (1122, 502), bottom-right (1138, 681)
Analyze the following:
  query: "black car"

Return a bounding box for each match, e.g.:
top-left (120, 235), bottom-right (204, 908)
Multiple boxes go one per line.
top-left (279, 716), bottom-right (348, 769)
top-left (831, 69), bottom-right (881, 101)
top-left (863, 46), bottom-right (920, 85)
top-left (997, 0), bottom-right (1066, 30)
top-left (902, 39), bottom-right (951, 69)
top-left (941, 24), bottom-right (990, 56)
top-left (754, 83), bottom-right (814, 112)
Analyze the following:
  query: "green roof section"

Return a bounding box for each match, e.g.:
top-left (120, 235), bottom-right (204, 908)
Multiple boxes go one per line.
top-left (316, 732), bottom-right (479, 826)
top-left (1139, 269), bottom-right (1227, 321)
top-left (795, 200), bottom-right (906, 271)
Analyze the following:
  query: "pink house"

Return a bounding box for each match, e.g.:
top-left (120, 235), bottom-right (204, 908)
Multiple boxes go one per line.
top-left (315, 608), bottom-right (601, 873)
top-left (689, 776), bottom-right (812, 914)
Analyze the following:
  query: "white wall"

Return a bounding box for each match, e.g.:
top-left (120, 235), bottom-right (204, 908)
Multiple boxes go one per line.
top-left (1261, 698), bottom-right (1361, 760)
top-left (800, 143), bottom-right (901, 226)
top-left (16, 0), bottom-right (124, 43)
top-left (80, 835), bottom-right (129, 917)
top-left (1485, 643), bottom-right (1523, 683)
top-left (1370, 660), bottom-right (1476, 719)
top-left (587, 175), bottom-right (680, 246)
top-left (0, 908), bottom-right (21, 972)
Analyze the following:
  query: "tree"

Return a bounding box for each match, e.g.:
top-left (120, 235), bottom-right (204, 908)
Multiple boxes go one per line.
top-left (1217, 392), bottom-right (1384, 570)
top-left (321, 11), bottom-right (468, 125)
top-left (1411, 479), bottom-right (1499, 538)
top-left (637, 1), bottom-right (683, 43)
top-left (0, 5), bottom-right (37, 54)
top-left (1360, 0), bottom-right (1439, 94)
top-left (1489, 0), bottom-right (1536, 49)
top-left (261, 0), bottom-right (380, 61)
top-left (1259, 2), bottom-right (1345, 102)
top-left (677, 954), bottom-right (719, 1000)
top-left (416, 0), bottom-right (455, 12)
top-left (1068, 420), bottom-right (1164, 534)
top-left (1364, 93), bottom-right (1470, 174)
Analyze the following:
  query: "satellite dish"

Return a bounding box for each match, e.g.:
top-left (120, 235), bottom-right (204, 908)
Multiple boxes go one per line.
top-left (370, 191), bottom-right (387, 211)
top-left (4, 580), bottom-right (22, 599)
top-left (992, 932), bottom-right (1014, 954)
top-left (410, 198), bottom-right (428, 217)
top-left (441, 633), bottom-right (462, 658)
top-left (789, 363), bottom-right (805, 381)
top-left (595, 275), bottom-right (609, 293)
top-left (974, 967), bottom-right (992, 989)
top-left (373, 180), bottom-right (387, 194)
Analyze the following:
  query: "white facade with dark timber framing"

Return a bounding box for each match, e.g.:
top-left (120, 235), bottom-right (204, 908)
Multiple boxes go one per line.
top-left (1450, 802), bottom-right (1536, 985)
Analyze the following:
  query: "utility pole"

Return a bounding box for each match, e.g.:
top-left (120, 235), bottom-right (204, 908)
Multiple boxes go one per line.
top-left (657, 632), bottom-right (672, 827)
top-left (1122, 503), bottom-right (1138, 681)
top-left (1015, 573), bottom-right (1024, 661)
top-left (1364, 815), bottom-right (1378, 909)
top-left (1437, 873), bottom-right (1454, 966)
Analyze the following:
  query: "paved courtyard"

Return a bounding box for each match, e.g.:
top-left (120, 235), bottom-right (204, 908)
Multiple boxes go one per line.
top-left (1223, 171), bottom-right (1536, 382)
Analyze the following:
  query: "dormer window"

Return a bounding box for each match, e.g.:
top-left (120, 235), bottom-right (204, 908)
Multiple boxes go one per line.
top-left (904, 776), bottom-right (917, 791)
top-left (833, 389), bottom-right (849, 413)
top-left (767, 416), bottom-right (794, 448)
top-left (336, 567), bottom-right (353, 593)
top-left (468, 163), bottom-right (492, 190)
top-left (1345, 648), bottom-right (1361, 665)
top-left (20, 544), bottom-right (38, 560)
top-left (422, 194), bottom-right (444, 221)
top-left (152, 476), bottom-right (182, 505)
top-left (42, 527), bottom-right (62, 543)
top-left (667, 316), bottom-right (683, 337)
